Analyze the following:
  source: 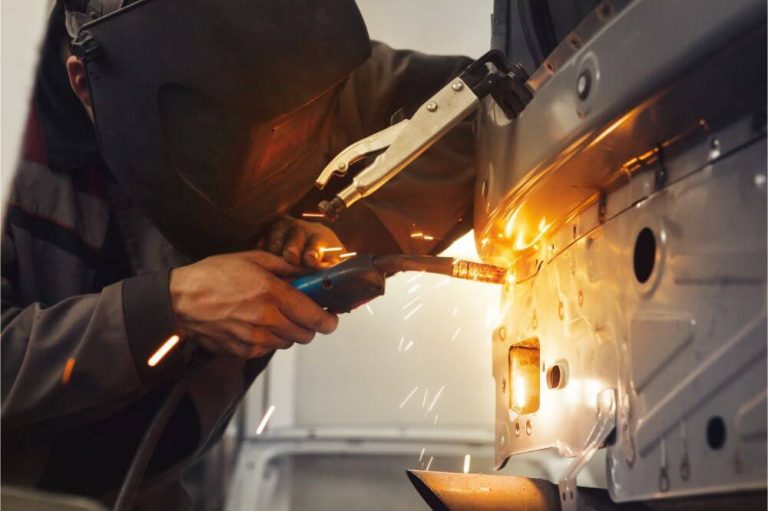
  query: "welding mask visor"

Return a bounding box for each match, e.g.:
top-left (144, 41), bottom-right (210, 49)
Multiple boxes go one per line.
top-left (76, 0), bottom-right (371, 258)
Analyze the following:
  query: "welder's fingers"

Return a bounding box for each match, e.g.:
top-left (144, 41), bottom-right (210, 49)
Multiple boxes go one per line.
top-left (273, 280), bottom-right (339, 334)
top-left (266, 218), bottom-right (293, 254)
top-left (240, 250), bottom-right (305, 278)
top-left (282, 226), bottom-right (308, 266)
top-left (265, 314), bottom-right (316, 345)
top-left (197, 336), bottom-right (227, 355)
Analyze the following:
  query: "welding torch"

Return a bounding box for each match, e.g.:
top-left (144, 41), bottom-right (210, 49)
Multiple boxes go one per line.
top-left (291, 254), bottom-right (507, 313)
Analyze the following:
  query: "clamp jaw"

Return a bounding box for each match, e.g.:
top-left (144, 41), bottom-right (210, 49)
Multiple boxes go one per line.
top-left (315, 50), bottom-right (533, 221)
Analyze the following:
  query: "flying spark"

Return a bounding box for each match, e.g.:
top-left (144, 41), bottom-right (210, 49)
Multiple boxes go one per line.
top-left (419, 448), bottom-right (426, 462)
top-left (434, 277), bottom-right (451, 288)
top-left (399, 386), bottom-right (419, 408)
top-left (147, 334), bottom-right (180, 367)
top-left (339, 252), bottom-right (357, 258)
top-left (61, 358), bottom-right (76, 384)
top-left (422, 235), bottom-right (434, 241)
top-left (365, 304), bottom-right (374, 315)
top-left (398, 336), bottom-right (405, 351)
top-left (256, 405), bottom-right (276, 435)
top-left (451, 327), bottom-right (462, 341)
top-left (425, 456), bottom-right (434, 471)
top-left (410, 232), bottom-right (424, 238)
top-left (403, 303), bottom-right (423, 320)
top-left (407, 272), bottom-right (424, 283)
top-left (427, 385), bottom-right (445, 412)
top-left (422, 388), bottom-right (429, 407)
top-left (320, 246), bottom-right (343, 254)
top-left (452, 307), bottom-right (458, 317)
top-left (407, 284), bottom-right (422, 294)
top-left (301, 212), bottom-right (325, 218)
top-left (403, 296), bottom-right (421, 310)
top-left (404, 340), bottom-right (414, 351)
top-left (463, 454), bottom-right (471, 474)
top-left (433, 414), bottom-right (439, 425)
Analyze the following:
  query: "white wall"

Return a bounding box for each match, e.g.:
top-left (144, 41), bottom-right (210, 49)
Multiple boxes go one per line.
top-left (256, 0), bottom-right (500, 438)
top-left (0, 1), bottom-right (51, 202)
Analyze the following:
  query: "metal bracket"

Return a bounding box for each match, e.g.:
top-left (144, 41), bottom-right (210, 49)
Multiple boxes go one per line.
top-left (558, 388), bottom-right (616, 511)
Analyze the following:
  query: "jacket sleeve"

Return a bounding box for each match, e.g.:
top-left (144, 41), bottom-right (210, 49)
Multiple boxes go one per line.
top-left (330, 42), bottom-right (477, 256)
top-left (1, 228), bottom-right (189, 432)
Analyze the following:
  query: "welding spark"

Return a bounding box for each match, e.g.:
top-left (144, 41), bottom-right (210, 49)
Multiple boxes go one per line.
top-left (422, 235), bottom-right (434, 241)
top-left (410, 232), bottom-right (424, 238)
top-left (301, 212), bottom-right (325, 218)
top-left (422, 388), bottom-right (429, 408)
top-left (433, 414), bottom-right (439, 425)
top-left (451, 307), bottom-right (458, 317)
top-left (320, 246), bottom-right (343, 254)
top-left (407, 284), bottom-right (422, 294)
top-left (403, 296), bottom-right (421, 310)
top-left (463, 454), bottom-right (471, 474)
top-left (451, 327), bottom-right (462, 341)
top-left (403, 303), bottom-right (423, 321)
top-left (147, 334), bottom-right (180, 367)
top-left (425, 456), bottom-right (434, 471)
top-left (365, 304), bottom-right (374, 316)
top-left (61, 358), bottom-right (76, 385)
top-left (399, 386), bottom-right (419, 408)
top-left (256, 404), bottom-right (276, 435)
top-left (407, 272), bottom-right (424, 283)
top-left (339, 252), bottom-right (357, 259)
top-left (398, 336), bottom-right (405, 352)
top-left (427, 385), bottom-right (445, 412)
top-left (434, 277), bottom-right (451, 289)
top-left (404, 340), bottom-right (414, 351)
top-left (419, 448), bottom-right (426, 462)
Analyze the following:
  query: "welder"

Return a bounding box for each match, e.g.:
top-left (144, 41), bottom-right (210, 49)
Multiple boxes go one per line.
top-left (0, 0), bottom-right (476, 508)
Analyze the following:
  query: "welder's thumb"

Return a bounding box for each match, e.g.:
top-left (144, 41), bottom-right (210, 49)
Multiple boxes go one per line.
top-left (241, 250), bottom-right (306, 278)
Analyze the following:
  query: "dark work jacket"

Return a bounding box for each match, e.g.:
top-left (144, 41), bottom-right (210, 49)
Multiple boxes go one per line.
top-left (0, 7), bottom-right (475, 509)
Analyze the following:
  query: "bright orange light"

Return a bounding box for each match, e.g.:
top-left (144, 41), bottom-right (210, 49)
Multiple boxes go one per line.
top-left (301, 212), bottom-right (324, 219)
top-left (339, 251), bottom-right (357, 258)
top-left (148, 335), bottom-right (180, 367)
top-left (61, 358), bottom-right (76, 384)
top-left (319, 246), bottom-right (343, 254)
top-left (514, 376), bottom-right (527, 410)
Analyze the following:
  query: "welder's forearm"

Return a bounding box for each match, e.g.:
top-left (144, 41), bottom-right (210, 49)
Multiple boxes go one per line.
top-left (0, 273), bottom-right (186, 432)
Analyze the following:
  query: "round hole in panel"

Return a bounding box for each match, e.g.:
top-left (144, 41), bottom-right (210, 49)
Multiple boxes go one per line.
top-left (633, 227), bottom-right (656, 283)
top-left (706, 416), bottom-right (727, 450)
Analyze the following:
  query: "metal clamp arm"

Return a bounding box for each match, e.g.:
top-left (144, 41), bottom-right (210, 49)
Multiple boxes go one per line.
top-left (316, 50), bottom-right (533, 221)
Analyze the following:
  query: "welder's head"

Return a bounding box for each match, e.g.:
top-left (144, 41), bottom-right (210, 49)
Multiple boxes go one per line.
top-left (61, 0), bottom-right (371, 258)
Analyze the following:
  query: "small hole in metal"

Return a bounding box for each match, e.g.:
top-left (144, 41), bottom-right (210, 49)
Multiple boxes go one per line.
top-left (707, 416), bottom-right (726, 450)
top-left (633, 227), bottom-right (656, 283)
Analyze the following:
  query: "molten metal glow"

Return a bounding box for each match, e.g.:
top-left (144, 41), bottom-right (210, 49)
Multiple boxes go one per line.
top-left (147, 335), bottom-right (180, 367)
top-left (514, 376), bottom-right (527, 410)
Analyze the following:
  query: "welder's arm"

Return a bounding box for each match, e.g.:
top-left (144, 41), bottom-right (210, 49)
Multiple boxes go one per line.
top-left (329, 42), bottom-right (476, 256)
top-left (1, 234), bottom-right (188, 432)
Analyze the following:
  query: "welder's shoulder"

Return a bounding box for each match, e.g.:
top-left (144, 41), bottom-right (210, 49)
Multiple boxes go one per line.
top-left (345, 41), bottom-right (472, 128)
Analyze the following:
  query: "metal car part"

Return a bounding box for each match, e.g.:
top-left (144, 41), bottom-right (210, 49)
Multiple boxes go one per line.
top-left (478, 0), bottom-right (766, 505)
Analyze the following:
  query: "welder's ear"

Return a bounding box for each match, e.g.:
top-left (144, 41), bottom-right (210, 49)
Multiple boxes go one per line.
top-left (65, 55), bottom-right (92, 109)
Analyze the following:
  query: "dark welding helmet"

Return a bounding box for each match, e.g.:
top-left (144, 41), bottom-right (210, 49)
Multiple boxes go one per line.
top-left (67, 0), bottom-right (371, 258)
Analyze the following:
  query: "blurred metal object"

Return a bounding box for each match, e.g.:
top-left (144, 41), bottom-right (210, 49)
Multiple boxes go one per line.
top-left (1, 486), bottom-right (106, 511)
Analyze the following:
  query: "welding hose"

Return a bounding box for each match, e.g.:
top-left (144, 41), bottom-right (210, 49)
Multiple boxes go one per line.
top-left (112, 374), bottom-right (192, 511)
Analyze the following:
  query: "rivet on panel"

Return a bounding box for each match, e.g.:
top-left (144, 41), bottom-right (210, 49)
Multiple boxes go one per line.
top-left (426, 102), bottom-right (438, 112)
top-left (514, 421), bottom-right (521, 437)
top-left (498, 326), bottom-right (506, 340)
top-left (578, 290), bottom-right (584, 306)
top-left (525, 420), bottom-right (532, 436)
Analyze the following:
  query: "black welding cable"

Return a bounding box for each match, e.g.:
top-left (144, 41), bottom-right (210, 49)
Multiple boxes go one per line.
top-left (112, 375), bottom-right (190, 511)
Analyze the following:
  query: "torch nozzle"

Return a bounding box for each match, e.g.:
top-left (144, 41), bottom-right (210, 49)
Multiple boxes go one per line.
top-left (372, 255), bottom-right (507, 284)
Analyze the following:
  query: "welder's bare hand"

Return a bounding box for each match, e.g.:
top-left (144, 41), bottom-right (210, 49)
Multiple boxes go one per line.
top-left (259, 216), bottom-right (346, 268)
top-left (169, 251), bottom-right (338, 358)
